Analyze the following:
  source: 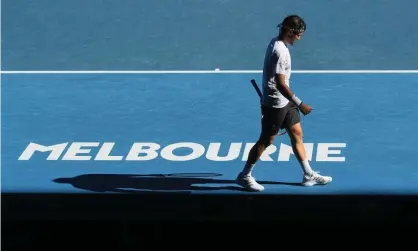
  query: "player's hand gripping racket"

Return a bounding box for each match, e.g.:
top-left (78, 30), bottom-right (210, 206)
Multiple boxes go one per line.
top-left (250, 79), bottom-right (287, 136)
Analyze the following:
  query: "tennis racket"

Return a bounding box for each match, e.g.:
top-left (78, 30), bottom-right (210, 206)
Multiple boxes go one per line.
top-left (250, 79), bottom-right (287, 136)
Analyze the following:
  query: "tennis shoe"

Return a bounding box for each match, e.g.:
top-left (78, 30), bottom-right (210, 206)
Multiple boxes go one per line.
top-left (302, 171), bottom-right (332, 186)
top-left (236, 172), bottom-right (264, 192)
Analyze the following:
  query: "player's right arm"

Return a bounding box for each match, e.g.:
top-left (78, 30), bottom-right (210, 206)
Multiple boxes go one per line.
top-left (275, 74), bottom-right (312, 115)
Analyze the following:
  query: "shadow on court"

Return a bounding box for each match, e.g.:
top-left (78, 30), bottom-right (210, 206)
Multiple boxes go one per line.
top-left (53, 173), bottom-right (302, 193)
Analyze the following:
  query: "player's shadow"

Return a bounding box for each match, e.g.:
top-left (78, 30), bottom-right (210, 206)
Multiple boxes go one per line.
top-left (53, 173), bottom-right (301, 194)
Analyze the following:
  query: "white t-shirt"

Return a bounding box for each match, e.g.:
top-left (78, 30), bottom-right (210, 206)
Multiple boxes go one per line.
top-left (261, 37), bottom-right (291, 108)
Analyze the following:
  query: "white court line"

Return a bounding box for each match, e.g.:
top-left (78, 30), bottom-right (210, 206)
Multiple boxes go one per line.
top-left (1, 70), bottom-right (418, 74)
top-left (2, 70), bottom-right (418, 74)
top-left (1, 70), bottom-right (261, 74)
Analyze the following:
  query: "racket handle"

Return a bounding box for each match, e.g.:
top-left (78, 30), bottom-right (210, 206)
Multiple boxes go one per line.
top-left (250, 79), bottom-right (263, 100)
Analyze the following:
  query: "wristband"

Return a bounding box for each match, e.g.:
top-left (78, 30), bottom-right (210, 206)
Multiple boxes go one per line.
top-left (291, 94), bottom-right (303, 106)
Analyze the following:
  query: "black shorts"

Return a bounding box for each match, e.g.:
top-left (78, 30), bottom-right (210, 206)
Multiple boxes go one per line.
top-left (261, 102), bottom-right (301, 136)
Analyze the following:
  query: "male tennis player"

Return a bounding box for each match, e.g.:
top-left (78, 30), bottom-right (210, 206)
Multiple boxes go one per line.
top-left (236, 15), bottom-right (332, 192)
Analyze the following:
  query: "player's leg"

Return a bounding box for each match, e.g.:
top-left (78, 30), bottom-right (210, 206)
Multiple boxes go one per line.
top-left (284, 107), bottom-right (332, 186)
top-left (235, 133), bottom-right (274, 192)
top-left (286, 121), bottom-right (314, 174)
top-left (242, 132), bottom-right (275, 176)
top-left (236, 107), bottom-right (283, 191)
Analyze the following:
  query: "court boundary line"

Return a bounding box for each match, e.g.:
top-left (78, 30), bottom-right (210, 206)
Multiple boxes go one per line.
top-left (1, 70), bottom-right (418, 74)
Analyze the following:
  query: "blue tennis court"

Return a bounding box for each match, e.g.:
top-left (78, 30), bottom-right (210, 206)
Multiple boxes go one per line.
top-left (2, 72), bottom-right (418, 195)
top-left (2, 0), bottom-right (418, 197)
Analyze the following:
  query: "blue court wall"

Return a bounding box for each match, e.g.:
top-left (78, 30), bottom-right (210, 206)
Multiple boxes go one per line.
top-left (2, 0), bottom-right (418, 71)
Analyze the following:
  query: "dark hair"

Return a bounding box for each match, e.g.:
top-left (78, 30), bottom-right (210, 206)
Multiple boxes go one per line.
top-left (278, 15), bottom-right (306, 34)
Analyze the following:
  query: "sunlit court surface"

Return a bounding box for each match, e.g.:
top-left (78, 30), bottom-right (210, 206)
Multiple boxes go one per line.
top-left (2, 71), bottom-right (418, 195)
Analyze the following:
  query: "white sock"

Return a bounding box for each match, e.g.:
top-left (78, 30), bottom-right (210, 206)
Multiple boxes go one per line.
top-left (300, 159), bottom-right (314, 176)
top-left (241, 163), bottom-right (255, 176)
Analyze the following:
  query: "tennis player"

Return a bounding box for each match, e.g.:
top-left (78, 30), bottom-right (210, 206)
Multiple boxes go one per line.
top-left (236, 15), bottom-right (332, 192)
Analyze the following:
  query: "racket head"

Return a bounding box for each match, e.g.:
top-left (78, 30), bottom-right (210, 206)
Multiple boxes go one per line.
top-left (278, 129), bottom-right (287, 135)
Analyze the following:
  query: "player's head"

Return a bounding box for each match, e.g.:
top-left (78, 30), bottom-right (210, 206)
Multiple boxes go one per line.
top-left (277, 15), bottom-right (306, 45)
